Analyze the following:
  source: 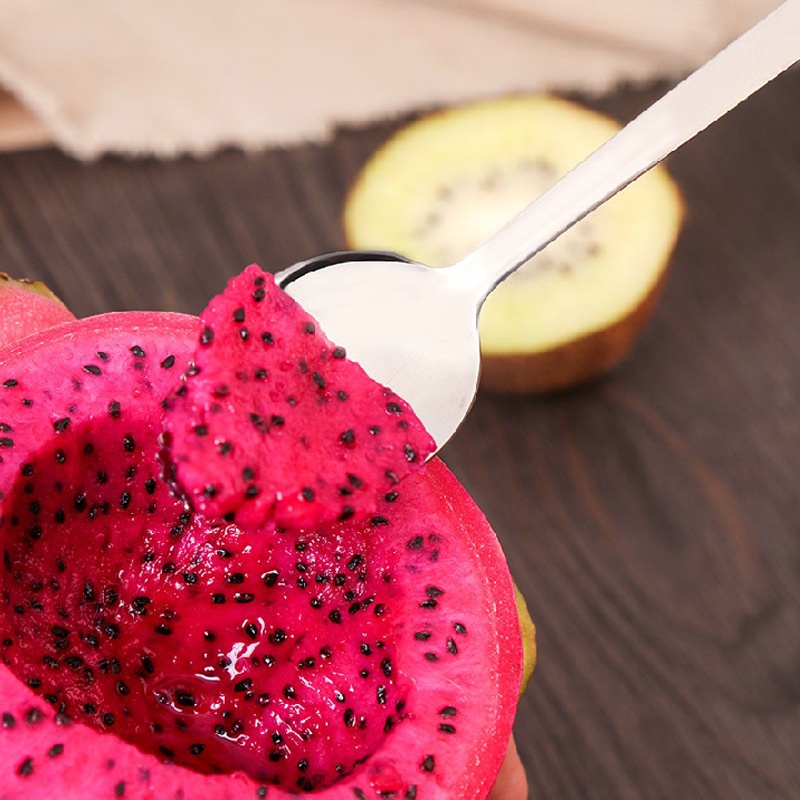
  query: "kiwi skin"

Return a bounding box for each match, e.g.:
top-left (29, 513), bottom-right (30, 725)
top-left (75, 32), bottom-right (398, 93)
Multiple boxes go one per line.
top-left (479, 245), bottom-right (677, 394)
top-left (514, 583), bottom-right (537, 698)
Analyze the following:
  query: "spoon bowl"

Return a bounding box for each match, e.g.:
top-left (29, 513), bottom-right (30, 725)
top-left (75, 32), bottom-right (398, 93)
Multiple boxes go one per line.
top-left (279, 252), bottom-right (480, 447)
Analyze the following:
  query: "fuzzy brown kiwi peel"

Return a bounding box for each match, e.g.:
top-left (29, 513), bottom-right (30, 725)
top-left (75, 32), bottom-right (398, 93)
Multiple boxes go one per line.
top-left (344, 96), bottom-right (684, 393)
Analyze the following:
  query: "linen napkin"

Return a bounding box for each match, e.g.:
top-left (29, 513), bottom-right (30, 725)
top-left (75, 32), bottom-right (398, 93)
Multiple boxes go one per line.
top-left (0, 0), bottom-right (780, 158)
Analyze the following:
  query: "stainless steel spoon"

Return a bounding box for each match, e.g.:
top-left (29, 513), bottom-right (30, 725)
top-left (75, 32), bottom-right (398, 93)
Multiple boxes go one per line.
top-left (279, 0), bottom-right (800, 451)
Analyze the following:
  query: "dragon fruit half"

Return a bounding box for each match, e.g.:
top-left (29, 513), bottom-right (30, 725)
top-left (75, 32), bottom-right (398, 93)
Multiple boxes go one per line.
top-left (0, 266), bottom-right (524, 799)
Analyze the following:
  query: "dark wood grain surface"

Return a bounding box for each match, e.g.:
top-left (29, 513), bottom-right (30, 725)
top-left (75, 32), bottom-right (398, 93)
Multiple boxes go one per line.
top-left (1, 68), bottom-right (800, 799)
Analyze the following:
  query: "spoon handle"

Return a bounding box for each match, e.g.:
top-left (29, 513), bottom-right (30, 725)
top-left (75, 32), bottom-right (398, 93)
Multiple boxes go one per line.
top-left (452, 0), bottom-right (800, 300)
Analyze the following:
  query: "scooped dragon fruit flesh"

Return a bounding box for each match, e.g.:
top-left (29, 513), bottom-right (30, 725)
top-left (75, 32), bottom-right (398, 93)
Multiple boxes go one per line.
top-left (163, 265), bottom-right (437, 531)
top-left (0, 265), bottom-right (523, 799)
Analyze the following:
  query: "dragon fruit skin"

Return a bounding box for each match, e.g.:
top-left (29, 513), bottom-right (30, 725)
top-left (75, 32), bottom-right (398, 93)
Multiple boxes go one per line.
top-left (0, 281), bottom-right (522, 799)
top-left (163, 265), bottom-right (436, 531)
top-left (0, 273), bottom-right (75, 344)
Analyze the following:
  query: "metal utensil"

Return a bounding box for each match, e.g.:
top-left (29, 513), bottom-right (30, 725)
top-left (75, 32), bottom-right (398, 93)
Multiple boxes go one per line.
top-left (279, 0), bottom-right (800, 451)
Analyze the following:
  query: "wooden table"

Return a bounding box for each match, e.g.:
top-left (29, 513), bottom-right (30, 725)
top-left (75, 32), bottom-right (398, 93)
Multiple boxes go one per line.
top-left (1, 71), bottom-right (799, 799)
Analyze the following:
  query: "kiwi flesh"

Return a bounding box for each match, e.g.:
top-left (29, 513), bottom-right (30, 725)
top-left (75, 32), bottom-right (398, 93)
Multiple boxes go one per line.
top-left (344, 95), bottom-right (684, 393)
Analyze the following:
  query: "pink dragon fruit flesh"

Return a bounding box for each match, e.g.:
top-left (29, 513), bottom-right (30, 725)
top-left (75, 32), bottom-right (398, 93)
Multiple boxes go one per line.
top-left (0, 268), bottom-right (523, 800)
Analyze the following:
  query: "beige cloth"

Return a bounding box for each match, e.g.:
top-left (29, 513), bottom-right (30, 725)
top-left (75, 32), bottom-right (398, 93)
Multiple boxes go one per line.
top-left (0, 0), bottom-right (781, 158)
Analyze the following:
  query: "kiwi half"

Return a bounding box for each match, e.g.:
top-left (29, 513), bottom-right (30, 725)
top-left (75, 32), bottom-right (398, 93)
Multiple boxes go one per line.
top-left (344, 96), bottom-right (684, 393)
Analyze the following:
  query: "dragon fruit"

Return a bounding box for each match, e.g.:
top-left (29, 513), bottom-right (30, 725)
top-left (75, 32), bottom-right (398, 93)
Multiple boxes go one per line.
top-left (0, 273), bottom-right (75, 343)
top-left (0, 268), bottom-right (523, 799)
